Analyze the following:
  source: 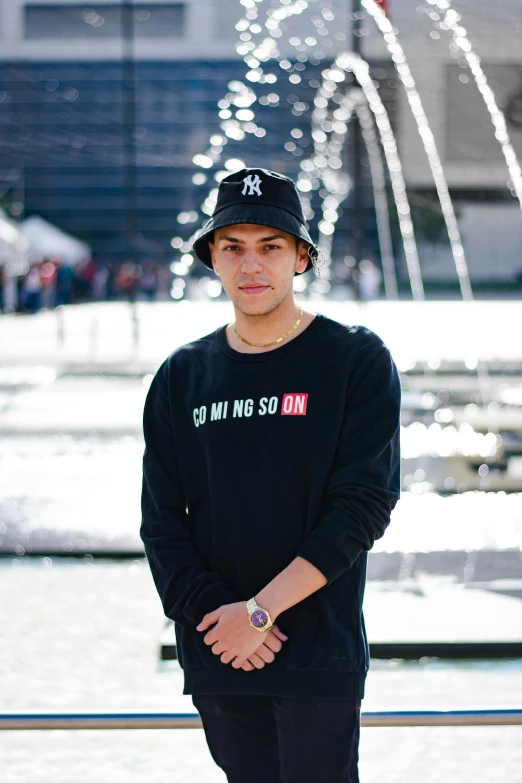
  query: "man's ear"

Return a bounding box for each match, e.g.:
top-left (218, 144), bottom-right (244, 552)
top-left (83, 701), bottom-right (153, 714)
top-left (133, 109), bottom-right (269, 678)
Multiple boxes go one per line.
top-left (295, 240), bottom-right (309, 274)
top-left (208, 241), bottom-right (220, 277)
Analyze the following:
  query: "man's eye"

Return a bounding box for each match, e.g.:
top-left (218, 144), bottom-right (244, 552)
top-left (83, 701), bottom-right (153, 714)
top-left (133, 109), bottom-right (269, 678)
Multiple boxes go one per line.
top-left (224, 245), bottom-right (240, 251)
top-left (264, 244), bottom-right (280, 250)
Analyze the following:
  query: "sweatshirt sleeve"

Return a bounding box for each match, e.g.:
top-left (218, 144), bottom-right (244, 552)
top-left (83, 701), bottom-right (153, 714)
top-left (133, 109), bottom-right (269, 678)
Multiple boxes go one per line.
top-left (140, 360), bottom-right (239, 626)
top-left (297, 335), bottom-right (401, 584)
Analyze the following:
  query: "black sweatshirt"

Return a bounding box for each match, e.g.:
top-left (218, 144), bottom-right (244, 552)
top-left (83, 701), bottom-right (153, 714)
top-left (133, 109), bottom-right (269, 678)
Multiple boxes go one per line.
top-left (140, 312), bottom-right (401, 700)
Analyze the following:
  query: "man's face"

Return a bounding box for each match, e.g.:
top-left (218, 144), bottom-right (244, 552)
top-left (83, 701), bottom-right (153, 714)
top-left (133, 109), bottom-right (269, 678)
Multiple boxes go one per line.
top-left (208, 223), bottom-right (309, 316)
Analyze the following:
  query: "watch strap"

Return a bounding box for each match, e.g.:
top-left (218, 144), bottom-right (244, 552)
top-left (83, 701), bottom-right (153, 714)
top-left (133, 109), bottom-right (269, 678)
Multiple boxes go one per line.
top-left (246, 597), bottom-right (273, 632)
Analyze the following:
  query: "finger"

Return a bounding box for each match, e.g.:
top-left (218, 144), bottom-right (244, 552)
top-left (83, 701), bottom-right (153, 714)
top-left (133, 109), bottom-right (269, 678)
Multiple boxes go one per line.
top-left (272, 625), bottom-right (289, 641)
top-left (203, 630), bottom-right (218, 646)
top-left (256, 645), bottom-right (275, 664)
top-left (247, 653), bottom-right (266, 669)
top-left (262, 634), bottom-right (282, 654)
top-left (241, 660), bottom-right (255, 671)
top-left (197, 616), bottom-right (213, 632)
top-left (212, 642), bottom-right (226, 656)
top-left (220, 651), bottom-right (235, 665)
top-left (196, 606), bottom-right (225, 631)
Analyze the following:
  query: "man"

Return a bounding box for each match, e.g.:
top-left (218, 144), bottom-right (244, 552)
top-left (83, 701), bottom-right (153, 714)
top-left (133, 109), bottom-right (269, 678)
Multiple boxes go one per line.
top-left (140, 168), bottom-right (401, 782)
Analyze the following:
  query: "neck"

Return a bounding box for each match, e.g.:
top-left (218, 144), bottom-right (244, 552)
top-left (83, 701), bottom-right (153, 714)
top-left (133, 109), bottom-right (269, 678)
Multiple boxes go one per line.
top-left (228, 298), bottom-right (310, 353)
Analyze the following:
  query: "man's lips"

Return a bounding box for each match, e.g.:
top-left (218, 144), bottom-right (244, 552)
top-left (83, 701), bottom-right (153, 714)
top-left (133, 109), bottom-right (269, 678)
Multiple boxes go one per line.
top-left (239, 284), bottom-right (270, 293)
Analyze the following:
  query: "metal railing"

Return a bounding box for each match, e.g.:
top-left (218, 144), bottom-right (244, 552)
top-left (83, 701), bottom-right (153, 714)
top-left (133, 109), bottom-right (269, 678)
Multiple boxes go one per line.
top-left (1, 708), bottom-right (521, 730)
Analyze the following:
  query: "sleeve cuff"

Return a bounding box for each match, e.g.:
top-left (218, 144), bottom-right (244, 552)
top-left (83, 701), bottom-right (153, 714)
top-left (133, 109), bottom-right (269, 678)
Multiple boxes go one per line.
top-left (186, 582), bottom-right (240, 627)
top-left (297, 532), bottom-right (359, 584)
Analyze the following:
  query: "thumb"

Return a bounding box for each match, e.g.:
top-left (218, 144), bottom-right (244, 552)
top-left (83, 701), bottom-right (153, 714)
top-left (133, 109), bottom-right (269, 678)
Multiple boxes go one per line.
top-left (196, 606), bottom-right (226, 631)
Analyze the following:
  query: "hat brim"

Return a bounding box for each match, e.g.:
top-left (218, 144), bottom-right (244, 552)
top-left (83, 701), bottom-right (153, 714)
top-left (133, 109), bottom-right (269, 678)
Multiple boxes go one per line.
top-left (192, 204), bottom-right (318, 275)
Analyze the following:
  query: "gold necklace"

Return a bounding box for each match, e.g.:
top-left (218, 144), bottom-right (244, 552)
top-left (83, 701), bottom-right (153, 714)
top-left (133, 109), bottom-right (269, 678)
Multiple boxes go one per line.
top-left (234, 308), bottom-right (304, 348)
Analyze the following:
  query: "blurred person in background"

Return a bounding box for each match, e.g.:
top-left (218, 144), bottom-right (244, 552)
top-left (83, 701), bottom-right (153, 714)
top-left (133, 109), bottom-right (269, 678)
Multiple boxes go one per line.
top-left (156, 264), bottom-right (172, 300)
top-left (21, 262), bottom-right (43, 313)
top-left (140, 261), bottom-right (159, 302)
top-left (54, 262), bottom-right (74, 306)
top-left (140, 168), bottom-right (401, 783)
top-left (116, 262), bottom-right (141, 302)
top-left (74, 257), bottom-right (97, 302)
top-left (92, 262), bottom-right (110, 301)
top-left (40, 257), bottom-right (57, 309)
top-left (2, 267), bottom-right (18, 312)
top-left (105, 261), bottom-right (118, 301)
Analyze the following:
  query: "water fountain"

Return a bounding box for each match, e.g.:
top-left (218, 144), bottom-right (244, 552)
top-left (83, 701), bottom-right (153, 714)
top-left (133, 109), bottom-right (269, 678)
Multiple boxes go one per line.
top-left (1, 0), bottom-right (521, 582)
top-left (181, 1), bottom-right (521, 298)
top-left (179, 0), bottom-right (522, 507)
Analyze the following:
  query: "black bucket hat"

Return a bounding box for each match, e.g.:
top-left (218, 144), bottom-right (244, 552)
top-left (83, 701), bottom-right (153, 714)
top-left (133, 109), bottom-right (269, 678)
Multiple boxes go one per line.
top-left (192, 167), bottom-right (319, 275)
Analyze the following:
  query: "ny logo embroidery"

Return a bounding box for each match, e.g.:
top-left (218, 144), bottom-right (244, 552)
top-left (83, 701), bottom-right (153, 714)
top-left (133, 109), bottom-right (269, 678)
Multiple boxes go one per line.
top-left (242, 174), bottom-right (262, 196)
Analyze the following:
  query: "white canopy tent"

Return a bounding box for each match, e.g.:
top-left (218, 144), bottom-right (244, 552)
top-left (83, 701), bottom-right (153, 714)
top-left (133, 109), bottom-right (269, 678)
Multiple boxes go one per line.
top-left (0, 208), bottom-right (29, 311)
top-left (20, 215), bottom-right (91, 267)
top-left (0, 207), bottom-right (28, 273)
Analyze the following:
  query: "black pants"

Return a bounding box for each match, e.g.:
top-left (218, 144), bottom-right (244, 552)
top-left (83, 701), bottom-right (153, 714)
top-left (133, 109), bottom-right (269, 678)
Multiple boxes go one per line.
top-left (192, 693), bottom-right (361, 783)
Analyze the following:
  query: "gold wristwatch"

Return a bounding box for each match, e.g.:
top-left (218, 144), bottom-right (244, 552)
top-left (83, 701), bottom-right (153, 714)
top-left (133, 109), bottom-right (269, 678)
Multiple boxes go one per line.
top-left (246, 597), bottom-right (274, 633)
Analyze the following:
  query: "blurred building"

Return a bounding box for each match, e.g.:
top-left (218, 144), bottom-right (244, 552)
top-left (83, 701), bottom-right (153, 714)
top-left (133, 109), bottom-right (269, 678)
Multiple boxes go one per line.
top-left (362, 0), bottom-right (522, 289)
top-left (0, 0), bottom-right (520, 290)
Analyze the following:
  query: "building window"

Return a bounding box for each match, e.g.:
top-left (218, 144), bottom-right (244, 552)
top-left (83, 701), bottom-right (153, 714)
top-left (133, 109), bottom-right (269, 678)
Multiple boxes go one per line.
top-left (445, 62), bottom-right (522, 162)
top-left (24, 4), bottom-right (185, 39)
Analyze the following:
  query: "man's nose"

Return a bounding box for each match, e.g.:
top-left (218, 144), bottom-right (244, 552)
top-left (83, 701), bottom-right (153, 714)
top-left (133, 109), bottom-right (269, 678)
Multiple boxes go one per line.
top-left (240, 250), bottom-right (263, 272)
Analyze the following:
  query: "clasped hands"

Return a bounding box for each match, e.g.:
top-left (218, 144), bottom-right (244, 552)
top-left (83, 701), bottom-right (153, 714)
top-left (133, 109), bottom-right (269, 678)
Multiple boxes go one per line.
top-left (197, 601), bottom-right (288, 671)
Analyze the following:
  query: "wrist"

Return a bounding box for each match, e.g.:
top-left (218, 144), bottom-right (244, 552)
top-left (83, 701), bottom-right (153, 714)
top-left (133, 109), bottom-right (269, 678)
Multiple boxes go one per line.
top-left (253, 589), bottom-right (281, 623)
top-left (245, 596), bottom-right (275, 632)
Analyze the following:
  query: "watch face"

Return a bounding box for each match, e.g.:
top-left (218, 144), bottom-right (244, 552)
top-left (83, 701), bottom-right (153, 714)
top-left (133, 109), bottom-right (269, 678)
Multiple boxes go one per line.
top-left (251, 609), bottom-right (268, 628)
